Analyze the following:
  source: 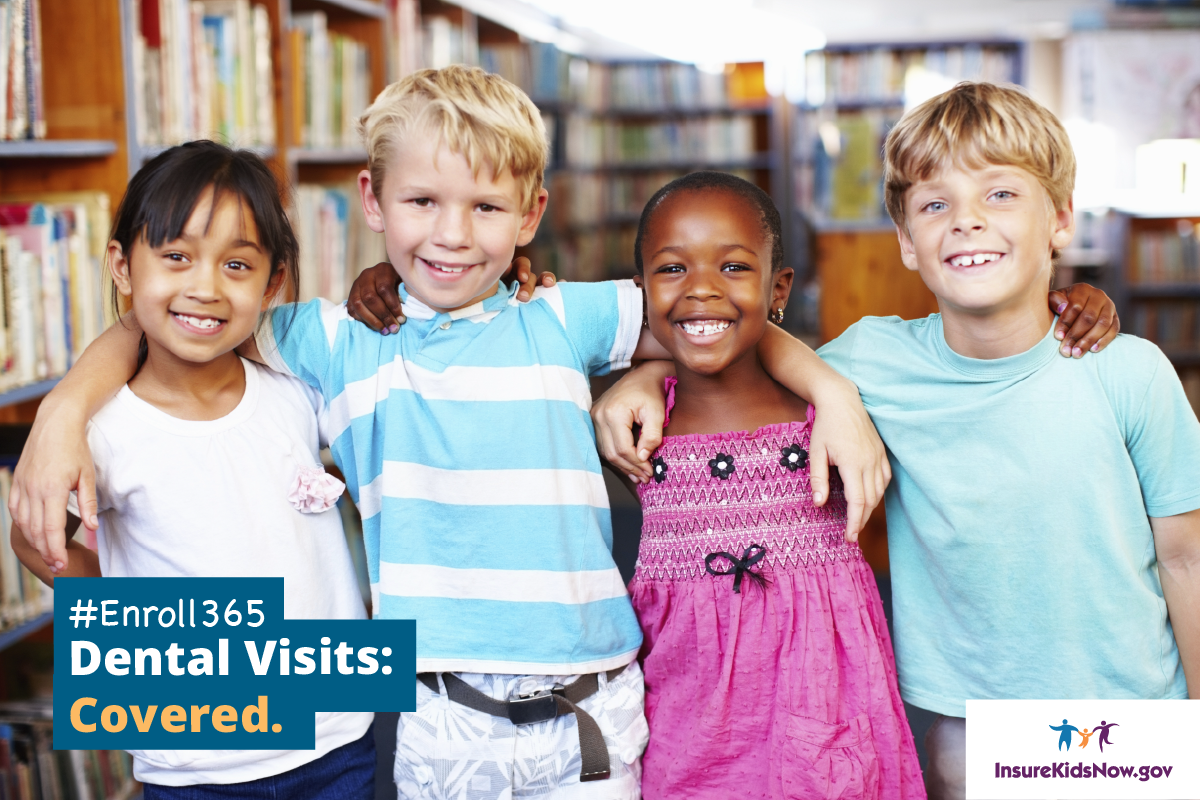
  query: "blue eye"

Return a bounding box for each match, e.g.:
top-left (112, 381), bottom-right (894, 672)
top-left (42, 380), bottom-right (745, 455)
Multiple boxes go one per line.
top-left (992, 190), bottom-right (1014, 201)
top-left (924, 201), bottom-right (947, 213)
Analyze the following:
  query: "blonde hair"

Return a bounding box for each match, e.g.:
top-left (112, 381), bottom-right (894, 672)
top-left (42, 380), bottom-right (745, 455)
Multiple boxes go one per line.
top-left (357, 65), bottom-right (548, 212)
top-left (883, 82), bottom-right (1075, 229)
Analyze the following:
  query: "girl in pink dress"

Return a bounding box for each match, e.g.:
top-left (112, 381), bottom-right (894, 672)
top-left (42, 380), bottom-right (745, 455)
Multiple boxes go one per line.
top-left (627, 171), bottom-right (924, 799)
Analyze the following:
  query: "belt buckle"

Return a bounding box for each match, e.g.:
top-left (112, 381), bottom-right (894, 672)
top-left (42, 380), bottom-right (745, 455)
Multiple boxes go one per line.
top-left (508, 685), bottom-right (562, 726)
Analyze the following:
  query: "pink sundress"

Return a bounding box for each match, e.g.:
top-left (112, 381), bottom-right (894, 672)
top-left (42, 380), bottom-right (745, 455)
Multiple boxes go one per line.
top-left (631, 382), bottom-right (925, 799)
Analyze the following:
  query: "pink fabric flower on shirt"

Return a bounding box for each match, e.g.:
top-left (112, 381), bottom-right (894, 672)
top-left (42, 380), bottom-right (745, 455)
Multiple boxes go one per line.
top-left (288, 466), bottom-right (345, 513)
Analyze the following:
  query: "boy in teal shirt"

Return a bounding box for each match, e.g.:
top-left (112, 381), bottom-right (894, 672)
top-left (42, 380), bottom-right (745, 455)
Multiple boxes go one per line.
top-left (593, 82), bottom-right (1200, 800)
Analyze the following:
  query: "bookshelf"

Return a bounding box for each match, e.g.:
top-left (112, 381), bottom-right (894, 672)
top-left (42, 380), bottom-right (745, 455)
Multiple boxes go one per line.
top-left (1102, 212), bottom-right (1200, 416)
top-left (1, 0), bottom-right (130, 422)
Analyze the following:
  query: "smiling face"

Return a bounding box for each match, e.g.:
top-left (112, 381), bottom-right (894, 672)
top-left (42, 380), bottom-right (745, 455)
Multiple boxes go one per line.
top-left (898, 161), bottom-right (1074, 321)
top-left (640, 188), bottom-right (793, 377)
top-left (359, 136), bottom-right (547, 313)
top-left (110, 188), bottom-right (279, 369)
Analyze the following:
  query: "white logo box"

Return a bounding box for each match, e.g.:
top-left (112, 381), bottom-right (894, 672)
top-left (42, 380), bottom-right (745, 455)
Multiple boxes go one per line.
top-left (965, 699), bottom-right (1199, 799)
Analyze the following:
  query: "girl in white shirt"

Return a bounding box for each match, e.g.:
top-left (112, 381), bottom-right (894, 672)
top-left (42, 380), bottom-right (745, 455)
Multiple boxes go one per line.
top-left (10, 141), bottom-right (375, 799)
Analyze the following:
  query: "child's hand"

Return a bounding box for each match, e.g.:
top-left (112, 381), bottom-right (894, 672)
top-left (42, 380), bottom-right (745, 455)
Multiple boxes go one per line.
top-left (347, 262), bottom-right (404, 333)
top-left (1048, 283), bottom-right (1120, 358)
top-left (592, 361), bottom-right (675, 484)
top-left (346, 258), bottom-right (555, 333)
top-left (807, 383), bottom-right (891, 543)
top-left (8, 402), bottom-right (98, 573)
top-left (503, 257), bottom-right (557, 301)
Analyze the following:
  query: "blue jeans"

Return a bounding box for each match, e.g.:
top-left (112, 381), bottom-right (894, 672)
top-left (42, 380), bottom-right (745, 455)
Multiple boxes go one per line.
top-left (143, 723), bottom-right (375, 800)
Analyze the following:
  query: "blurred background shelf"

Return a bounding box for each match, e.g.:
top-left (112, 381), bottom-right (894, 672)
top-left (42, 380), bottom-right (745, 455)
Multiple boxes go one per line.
top-left (0, 380), bottom-right (63, 411)
top-left (0, 140), bottom-right (119, 158)
top-left (0, 612), bottom-right (53, 654)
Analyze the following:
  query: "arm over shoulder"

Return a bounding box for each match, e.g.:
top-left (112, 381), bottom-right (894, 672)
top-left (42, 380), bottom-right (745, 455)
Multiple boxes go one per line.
top-left (537, 280), bottom-right (642, 376)
top-left (815, 321), bottom-right (866, 382)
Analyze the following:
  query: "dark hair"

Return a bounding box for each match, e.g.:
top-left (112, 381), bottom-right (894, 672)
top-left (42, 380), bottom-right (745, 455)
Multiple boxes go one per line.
top-left (633, 171), bottom-right (783, 274)
top-left (109, 140), bottom-right (299, 369)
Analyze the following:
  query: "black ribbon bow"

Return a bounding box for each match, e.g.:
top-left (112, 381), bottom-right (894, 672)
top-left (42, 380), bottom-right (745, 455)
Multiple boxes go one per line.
top-left (704, 544), bottom-right (767, 593)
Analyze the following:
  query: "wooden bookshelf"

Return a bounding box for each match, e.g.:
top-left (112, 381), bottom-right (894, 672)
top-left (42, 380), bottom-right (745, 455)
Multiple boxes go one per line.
top-left (0, 0), bottom-right (130, 420)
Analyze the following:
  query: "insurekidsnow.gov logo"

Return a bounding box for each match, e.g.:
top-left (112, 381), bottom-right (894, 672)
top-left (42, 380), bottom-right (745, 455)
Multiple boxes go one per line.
top-left (993, 718), bottom-right (1173, 783)
top-left (994, 763), bottom-right (1175, 782)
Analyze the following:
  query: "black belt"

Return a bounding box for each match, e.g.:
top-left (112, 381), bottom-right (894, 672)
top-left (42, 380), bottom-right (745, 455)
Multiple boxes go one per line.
top-left (418, 665), bottom-right (626, 782)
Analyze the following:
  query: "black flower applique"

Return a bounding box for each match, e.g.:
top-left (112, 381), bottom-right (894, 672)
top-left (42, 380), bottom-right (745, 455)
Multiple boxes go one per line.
top-left (708, 453), bottom-right (735, 480)
top-left (779, 443), bottom-right (808, 472)
top-left (652, 456), bottom-right (669, 483)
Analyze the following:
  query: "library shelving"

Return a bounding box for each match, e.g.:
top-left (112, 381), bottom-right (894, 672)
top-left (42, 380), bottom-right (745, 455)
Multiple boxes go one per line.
top-left (1100, 211), bottom-right (1200, 416)
top-left (1, 0), bottom-right (129, 419)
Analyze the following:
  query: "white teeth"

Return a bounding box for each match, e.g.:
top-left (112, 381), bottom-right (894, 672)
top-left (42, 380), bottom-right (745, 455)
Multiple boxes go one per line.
top-left (175, 314), bottom-right (222, 329)
top-left (680, 320), bottom-right (731, 336)
top-left (422, 258), bottom-right (468, 274)
top-left (949, 253), bottom-right (1001, 268)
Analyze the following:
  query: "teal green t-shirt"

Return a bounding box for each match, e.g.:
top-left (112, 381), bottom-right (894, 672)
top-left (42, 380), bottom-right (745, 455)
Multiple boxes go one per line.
top-left (818, 315), bottom-right (1200, 716)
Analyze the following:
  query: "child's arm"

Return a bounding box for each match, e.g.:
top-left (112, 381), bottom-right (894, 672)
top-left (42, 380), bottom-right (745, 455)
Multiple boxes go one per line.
top-left (602, 325), bottom-right (889, 541)
top-left (1152, 508), bottom-right (1200, 697)
top-left (9, 317), bottom-right (141, 570)
top-left (10, 516), bottom-right (100, 586)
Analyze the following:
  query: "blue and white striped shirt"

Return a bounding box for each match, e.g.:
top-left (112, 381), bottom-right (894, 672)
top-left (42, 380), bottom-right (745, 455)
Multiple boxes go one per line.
top-left (258, 279), bottom-right (644, 674)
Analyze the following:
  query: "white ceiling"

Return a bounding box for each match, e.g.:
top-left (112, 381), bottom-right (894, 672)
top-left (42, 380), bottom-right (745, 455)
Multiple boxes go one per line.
top-left (760, 0), bottom-right (1111, 45)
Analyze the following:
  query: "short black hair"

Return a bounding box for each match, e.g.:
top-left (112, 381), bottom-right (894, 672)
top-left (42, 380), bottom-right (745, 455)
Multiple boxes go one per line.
top-left (109, 141), bottom-right (300, 367)
top-left (633, 171), bottom-right (783, 274)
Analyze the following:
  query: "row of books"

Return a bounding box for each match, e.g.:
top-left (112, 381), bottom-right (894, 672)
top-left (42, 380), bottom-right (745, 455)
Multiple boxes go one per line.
top-left (0, 699), bottom-right (135, 800)
top-left (563, 115), bottom-right (759, 169)
top-left (131, 0), bottom-right (276, 149)
top-left (0, 0), bottom-right (43, 140)
top-left (424, 13), bottom-right (477, 75)
top-left (547, 169), bottom-right (754, 231)
top-left (1130, 224), bottom-right (1200, 284)
top-left (796, 108), bottom-right (897, 223)
top-left (1129, 301), bottom-right (1199, 351)
top-left (807, 45), bottom-right (1020, 107)
top-left (0, 469), bottom-right (52, 631)
top-left (525, 226), bottom-right (638, 283)
top-left (294, 183), bottom-right (387, 304)
top-left (479, 43), bottom-right (569, 105)
top-left (0, 194), bottom-right (109, 392)
top-left (289, 11), bottom-right (372, 151)
top-left (478, 45), bottom-right (756, 112)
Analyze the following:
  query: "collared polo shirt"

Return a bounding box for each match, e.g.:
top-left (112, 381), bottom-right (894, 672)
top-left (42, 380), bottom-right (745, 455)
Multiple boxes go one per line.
top-left (258, 279), bottom-right (644, 674)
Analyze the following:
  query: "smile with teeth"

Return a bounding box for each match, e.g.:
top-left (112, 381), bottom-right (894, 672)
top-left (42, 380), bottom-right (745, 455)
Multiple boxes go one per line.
top-left (948, 252), bottom-right (1003, 267)
top-left (419, 256), bottom-right (473, 274)
top-left (679, 319), bottom-right (731, 336)
top-left (172, 312), bottom-right (224, 330)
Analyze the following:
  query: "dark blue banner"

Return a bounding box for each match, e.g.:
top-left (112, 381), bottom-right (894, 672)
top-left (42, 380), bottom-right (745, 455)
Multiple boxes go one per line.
top-left (53, 577), bottom-right (415, 750)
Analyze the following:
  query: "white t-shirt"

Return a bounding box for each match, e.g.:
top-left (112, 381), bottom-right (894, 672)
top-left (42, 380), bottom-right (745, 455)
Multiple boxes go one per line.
top-left (73, 358), bottom-right (372, 786)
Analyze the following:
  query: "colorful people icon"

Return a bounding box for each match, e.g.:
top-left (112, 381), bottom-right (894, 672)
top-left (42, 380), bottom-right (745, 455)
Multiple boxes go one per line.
top-left (1094, 720), bottom-right (1119, 752)
top-left (1050, 719), bottom-right (1080, 750)
top-left (1077, 728), bottom-right (1095, 748)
